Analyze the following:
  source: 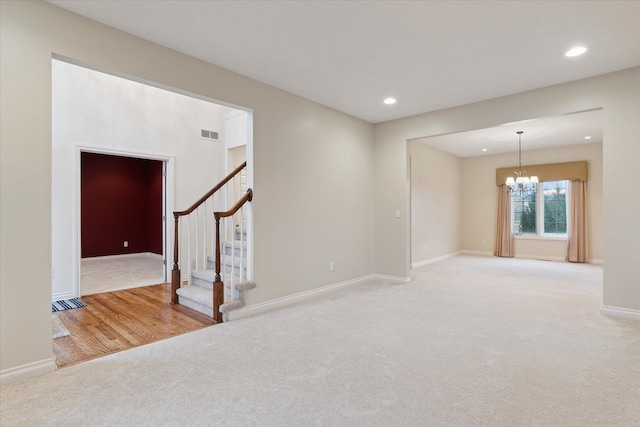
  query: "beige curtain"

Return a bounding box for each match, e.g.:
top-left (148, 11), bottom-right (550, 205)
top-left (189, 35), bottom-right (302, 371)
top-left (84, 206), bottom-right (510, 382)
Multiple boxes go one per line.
top-left (496, 160), bottom-right (588, 186)
top-left (494, 184), bottom-right (514, 257)
top-left (567, 180), bottom-right (588, 263)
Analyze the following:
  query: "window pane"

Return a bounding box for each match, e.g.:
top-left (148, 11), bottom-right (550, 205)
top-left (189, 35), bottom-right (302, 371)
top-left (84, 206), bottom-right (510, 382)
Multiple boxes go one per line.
top-left (511, 184), bottom-right (537, 234)
top-left (543, 180), bottom-right (568, 234)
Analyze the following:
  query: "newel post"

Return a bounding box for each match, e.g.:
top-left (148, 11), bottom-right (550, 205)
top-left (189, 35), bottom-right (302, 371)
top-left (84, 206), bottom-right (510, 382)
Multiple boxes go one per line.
top-left (213, 214), bottom-right (224, 323)
top-left (171, 214), bottom-right (181, 304)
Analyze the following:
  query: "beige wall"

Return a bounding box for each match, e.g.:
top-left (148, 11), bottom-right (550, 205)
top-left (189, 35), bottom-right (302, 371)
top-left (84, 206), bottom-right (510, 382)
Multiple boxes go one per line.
top-left (409, 141), bottom-right (462, 265)
top-left (374, 68), bottom-right (640, 312)
top-left (1, 1), bottom-right (374, 376)
top-left (461, 143), bottom-right (603, 262)
top-left (408, 139), bottom-right (602, 265)
top-left (1, 0), bottom-right (637, 380)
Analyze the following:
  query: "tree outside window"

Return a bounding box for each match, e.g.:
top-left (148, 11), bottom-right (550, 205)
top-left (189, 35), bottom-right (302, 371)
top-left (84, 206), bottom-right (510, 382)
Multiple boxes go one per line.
top-left (511, 180), bottom-right (569, 236)
top-left (542, 180), bottom-right (568, 234)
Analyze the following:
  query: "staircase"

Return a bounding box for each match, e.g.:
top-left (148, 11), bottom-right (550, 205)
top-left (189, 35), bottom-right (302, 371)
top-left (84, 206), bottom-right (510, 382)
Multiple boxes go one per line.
top-left (171, 161), bottom-right (254, 323)
top-left (176, 229), bottom-right (255, 320)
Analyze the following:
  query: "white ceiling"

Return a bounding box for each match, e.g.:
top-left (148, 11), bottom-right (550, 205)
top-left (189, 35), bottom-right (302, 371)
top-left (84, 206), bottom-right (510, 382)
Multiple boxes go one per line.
top-left (48, 0), bottom-right (640, 125)
top-left (415, 109), bottom-right (603, 158)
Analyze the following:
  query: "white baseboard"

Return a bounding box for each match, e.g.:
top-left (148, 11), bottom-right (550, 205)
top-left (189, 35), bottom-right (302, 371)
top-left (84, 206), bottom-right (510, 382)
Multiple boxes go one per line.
top-left (517, 254), bottom-right (604, 264)
top-left (52, 291), bottom-right (76, 301)
top-left (0, 358), bottom-right (56, 386)
top-left (373, 274), bottom-right (411, 283)
top-left (462, 251), bottom-right (602, 265)
top-left (82, 252), bottom-right (163, 261)
top-left (601, 305), bottom-right (640, 320)
top-left (412, 251), bottom-right (462, 269)
top-left (461, 250), bottom-right (493, 257)
top-left (514, 253), bottom-right (566, 262)
top-left (227, 274), bottom-right (383, 321)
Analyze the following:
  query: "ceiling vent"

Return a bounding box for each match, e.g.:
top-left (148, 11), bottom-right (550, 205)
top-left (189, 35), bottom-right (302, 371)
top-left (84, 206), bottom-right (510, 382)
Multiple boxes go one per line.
top-left (200, 129), bottom-right (219, 141)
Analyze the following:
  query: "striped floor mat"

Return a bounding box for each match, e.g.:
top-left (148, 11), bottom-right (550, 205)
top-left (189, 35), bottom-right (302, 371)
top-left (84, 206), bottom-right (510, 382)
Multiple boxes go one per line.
top-left (52, 298), bottom-right (86, 312)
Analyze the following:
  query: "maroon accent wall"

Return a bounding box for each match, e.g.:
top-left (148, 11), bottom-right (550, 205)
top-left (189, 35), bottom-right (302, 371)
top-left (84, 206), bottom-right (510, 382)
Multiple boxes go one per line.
top-left (81, 152), bottom-right (163, 258)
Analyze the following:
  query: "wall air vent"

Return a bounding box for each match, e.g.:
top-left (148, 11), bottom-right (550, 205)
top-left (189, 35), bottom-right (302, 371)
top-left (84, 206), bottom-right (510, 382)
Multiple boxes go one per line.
top-left (200, 129), bottom-right (219, 141)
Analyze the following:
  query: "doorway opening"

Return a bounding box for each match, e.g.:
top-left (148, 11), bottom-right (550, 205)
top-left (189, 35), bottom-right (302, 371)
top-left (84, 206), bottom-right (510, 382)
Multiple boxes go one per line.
top-left (51, 56), bottom-right (253, 365)
top-left (52, 57), bottom-right (253, 302)
top-left (79, 151), bottom-right (168, 296)
top-left (407, 109), bottom-right (603, 270)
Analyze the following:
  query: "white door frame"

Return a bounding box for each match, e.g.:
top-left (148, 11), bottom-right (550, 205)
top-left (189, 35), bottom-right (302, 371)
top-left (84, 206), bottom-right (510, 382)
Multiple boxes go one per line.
top-left (74, 145), bottom-right (175, 297)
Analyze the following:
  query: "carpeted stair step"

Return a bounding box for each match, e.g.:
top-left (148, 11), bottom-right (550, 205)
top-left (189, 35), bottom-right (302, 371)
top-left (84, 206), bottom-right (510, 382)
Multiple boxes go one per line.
top-left (222, 240), bottom-right (248, 257)
top-left (219, 299), bottom-right (243, 313)
top-left (234, 228), bottom-right (248, 240)
top-left (220, 281), bottom-right (256, 314)
top-left (191, 269), bottom-right (217, 290)
top-left (206, 254), bottom-right (247, 272)
top-left (235, 281), bottom-right (256, 292)
top-left (190, 268), bottom-right (245, 290)
top-left (176, 285), bottom-right (214, 317)
top-left (177, 280), bottom-right (257, 319)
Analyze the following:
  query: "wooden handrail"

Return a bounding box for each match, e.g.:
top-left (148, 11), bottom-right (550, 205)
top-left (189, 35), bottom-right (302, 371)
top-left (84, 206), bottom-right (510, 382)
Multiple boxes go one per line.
top-left (212, 188), bottom-right (253, 323)
top-left (214, 189), bottom-right (253, 219)
top-left (173, 161), bottom-right (247, 217)
top-left (171, 162), bottom-right (249, 307)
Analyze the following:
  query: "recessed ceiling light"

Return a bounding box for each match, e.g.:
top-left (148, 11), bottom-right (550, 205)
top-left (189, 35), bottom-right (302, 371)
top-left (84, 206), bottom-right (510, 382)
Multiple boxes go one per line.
top-left (481, 148), bottom-right (488, 152)
top-left (565, 46), bottom-right (587, 57)
top-left (383, 97), bottom-right (397, 105)
top-left (584, 136), bottom-right (591, 140)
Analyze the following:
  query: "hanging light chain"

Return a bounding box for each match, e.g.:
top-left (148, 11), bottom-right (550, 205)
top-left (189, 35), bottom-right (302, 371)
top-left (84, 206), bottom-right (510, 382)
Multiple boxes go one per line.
top-left (506, 130), bottom-right (538, 196)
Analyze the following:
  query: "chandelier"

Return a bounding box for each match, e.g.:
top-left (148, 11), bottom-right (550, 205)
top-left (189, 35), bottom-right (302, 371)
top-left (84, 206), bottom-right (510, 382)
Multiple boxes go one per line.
top-left (506, 131), bottom-right (538, 197)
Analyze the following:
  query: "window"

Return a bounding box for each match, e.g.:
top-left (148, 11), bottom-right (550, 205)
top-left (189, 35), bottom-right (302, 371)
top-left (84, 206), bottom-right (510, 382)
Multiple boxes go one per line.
top-left (511, 180), bottom-right (570, 237)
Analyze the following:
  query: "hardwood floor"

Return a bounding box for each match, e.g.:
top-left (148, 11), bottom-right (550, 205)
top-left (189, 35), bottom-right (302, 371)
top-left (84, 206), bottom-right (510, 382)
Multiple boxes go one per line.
top-left (52, 283), bottom-right (215, 368)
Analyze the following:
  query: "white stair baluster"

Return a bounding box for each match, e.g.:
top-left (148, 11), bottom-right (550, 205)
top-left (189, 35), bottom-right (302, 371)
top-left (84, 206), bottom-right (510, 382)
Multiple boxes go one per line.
top-left (203, 200), bottom-right (207, 271)
top-left (240, 205), bottom-right (245, 283)
top-left (211, 194), bottom-right (216, 262)
top-left (195, 208), bottom-right (200, 271)
top-left (231, 216), bottom-right (236, 299)
top-left (175, 162), bottom-right (253, 320)
top-left (222, 216), bottom-right (229, 299)
top-left (187, 215), bottom-right (191, 287)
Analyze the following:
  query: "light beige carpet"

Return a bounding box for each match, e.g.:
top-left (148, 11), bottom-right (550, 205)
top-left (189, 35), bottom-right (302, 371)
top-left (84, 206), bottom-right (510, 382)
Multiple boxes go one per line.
top-left (81, 253), bottom-right (165, 295)
top-left (2, 255), bottom-right (639, 426)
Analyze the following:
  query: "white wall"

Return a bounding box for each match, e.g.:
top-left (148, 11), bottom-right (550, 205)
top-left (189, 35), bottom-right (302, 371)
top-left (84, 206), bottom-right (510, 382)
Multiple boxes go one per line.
top-left (52, 60), bottom-right (232, 300)
top-left (409, 141), bottom-right (462, 266)
top-left (374, 68), bottom-right (640, 315)
top-left (225, 110), bottom-right (248, 150)
top-left (461, 143), bottom-right (603, 262)
top-left (1, 1), bottom-right (374, 380)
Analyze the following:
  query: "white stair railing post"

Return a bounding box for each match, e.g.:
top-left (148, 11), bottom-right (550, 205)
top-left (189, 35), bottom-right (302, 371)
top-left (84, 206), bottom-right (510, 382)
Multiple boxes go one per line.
top-left (240, 206), bottom-right (246, 282)
top-left (187, 215), bottom-right (192, 287)
top-left (212, 192), bottom-right (217, 262)
top-left (203, 200), bottom-right (207, 271)
top-left (232, 220), bottom-right (236, 298)
top-left (173, 161), bottom-right (251, 319)
top-left (195, 208), bottom-right (200, 271)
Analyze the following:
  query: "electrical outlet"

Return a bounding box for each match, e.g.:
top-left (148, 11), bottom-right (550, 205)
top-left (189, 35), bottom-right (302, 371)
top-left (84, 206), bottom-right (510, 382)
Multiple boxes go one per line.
top-left (329, 262), bottom-right (335, 271)
top-left (481, 238), bottom-right (486, 245)
top-left (395, 209), bottom-right (401, 218)
top-left (124, 241), bottom-right (129, 248)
